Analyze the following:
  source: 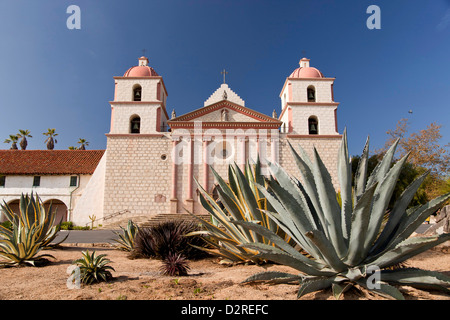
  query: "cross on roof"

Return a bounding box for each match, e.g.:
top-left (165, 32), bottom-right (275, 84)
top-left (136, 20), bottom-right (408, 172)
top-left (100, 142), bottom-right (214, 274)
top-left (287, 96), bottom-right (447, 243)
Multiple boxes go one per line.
top-left (142, 49), bottom-right (147, 56)
top-left (221, 69), bottom-right (228, 84)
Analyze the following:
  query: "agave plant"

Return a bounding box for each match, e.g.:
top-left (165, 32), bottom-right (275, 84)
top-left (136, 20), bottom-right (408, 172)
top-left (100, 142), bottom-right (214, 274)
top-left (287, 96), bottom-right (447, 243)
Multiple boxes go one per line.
top-left (0, 222), bottom-right (56, 267)
top-left (223, 129), bottom-right (450, 299)
top-left (0, 193), bottom-right (67, 267)
top-left (187, 157), bottom-right (293, 263)
top-left (0, 193), bottom-right (67, 248)
top-left (72, 250), bottom-right (115, 284)
top-left (113, 220), bottom-right (139, 252)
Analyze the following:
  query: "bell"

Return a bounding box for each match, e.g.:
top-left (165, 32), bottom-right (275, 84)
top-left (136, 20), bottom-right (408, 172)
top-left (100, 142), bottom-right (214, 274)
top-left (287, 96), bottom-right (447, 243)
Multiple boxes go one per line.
top-left (310, 123), bottom-right (317, 132)
top-left (133, 123), bottom-right (140, 130)
top-left (135, 91), bottom-right (141, 97)
top-left (308, 91), bottom-right (315, 100)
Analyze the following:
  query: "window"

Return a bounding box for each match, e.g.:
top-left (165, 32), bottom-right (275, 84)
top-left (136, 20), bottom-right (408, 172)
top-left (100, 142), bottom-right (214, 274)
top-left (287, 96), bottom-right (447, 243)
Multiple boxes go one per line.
top-left (308, 116), bottom-right (318, 135)
top-left (70, 176), bottom-right (78, 187)
top-left (130, 115), bottom-right (141, 134)
top-left (0, 175), bottom-right (5, 187)
top-left (307, 86), bottom-right (316, 102)
top-left (33, 176), bottom-right (41, 187)
top-left (133, 85), bottom-right (142, 101)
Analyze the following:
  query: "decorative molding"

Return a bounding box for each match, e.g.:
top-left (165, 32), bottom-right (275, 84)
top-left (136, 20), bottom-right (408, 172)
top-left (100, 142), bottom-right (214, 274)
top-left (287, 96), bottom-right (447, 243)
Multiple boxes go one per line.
top-left (170, 100), bottom-right (281, 124)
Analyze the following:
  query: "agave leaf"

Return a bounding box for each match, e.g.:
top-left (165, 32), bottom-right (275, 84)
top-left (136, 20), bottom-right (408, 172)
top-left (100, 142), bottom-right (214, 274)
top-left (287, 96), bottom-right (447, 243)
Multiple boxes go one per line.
top-left (379, 268), bottom-right (450, 293)
top-left (232, 220), bottom-right (321, 267)
top-left (266, 161), bottom-right (317, 231)
top-left (388, 192), bottom-right (450, 249)
top-left (366, 139), bottom-right (399, 189)
top-left (356, 279), bottom-right (405, 300)
top-left (353, 136), bottom-right (370, 204)
top-left (332, 282), bottom-right (353, 300)
top-left (345, 182), bottom-right (379, 266)
top-left (256, 186), bottom-right (324, 260)
top-left (305, 230), bottom-right (347, 272)
top-left (311, 148), bottom-right (347, 258)
top-left (239, 239), bottom-right (324, 270)
top-left (288, 142), bottom-right (327, 234)
top-left (297, 277), bottom-right (334, 299)
top-left (252, 251), bottom-right (334, 277)
top-left (370, 234), bottom-right (450, 268)
top-left (337, 128), bottom-right (352, 242)
top-left (243, 271), bottom-right (302, 284)
top-left (371, 170), bottom-right (430, 255)
top-left (231, 163), bottom-right (265, 232)
top-left (363, 154), bottom-right (410, 252)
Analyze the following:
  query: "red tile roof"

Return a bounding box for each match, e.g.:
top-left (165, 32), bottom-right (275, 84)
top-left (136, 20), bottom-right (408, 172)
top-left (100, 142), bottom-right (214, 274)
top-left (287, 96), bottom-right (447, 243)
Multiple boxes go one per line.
top-left (0, 150), bottom-right (105, 175)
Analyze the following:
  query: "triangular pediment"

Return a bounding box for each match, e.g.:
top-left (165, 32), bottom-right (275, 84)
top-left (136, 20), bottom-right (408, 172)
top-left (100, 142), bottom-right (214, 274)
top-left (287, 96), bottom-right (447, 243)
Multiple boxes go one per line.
top-left (169, 100), bottom-right (279, 123)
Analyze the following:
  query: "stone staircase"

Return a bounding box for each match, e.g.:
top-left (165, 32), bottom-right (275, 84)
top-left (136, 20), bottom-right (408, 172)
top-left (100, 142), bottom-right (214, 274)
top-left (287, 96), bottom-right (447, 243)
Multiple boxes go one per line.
top-left (139, 213), bottom-right (211, 228)
top-left (100, 213), bottom-right (211, 229)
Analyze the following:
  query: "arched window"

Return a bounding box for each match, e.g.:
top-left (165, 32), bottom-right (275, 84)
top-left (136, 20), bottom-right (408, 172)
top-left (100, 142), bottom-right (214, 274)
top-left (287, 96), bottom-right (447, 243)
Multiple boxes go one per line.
top-left (308, 116), bottom-right (318, 135)
top-left (130, 115), bottom-right (141, 134)
top-left (133, 84), bottom-right (142, 101)
top-left (307, 86), bottom-right (316, 102)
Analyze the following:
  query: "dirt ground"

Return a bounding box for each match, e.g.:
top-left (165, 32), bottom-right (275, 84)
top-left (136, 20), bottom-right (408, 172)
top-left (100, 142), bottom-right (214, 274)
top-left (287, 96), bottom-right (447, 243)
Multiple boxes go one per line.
top-left (0, 241), bottom-right (449, 301)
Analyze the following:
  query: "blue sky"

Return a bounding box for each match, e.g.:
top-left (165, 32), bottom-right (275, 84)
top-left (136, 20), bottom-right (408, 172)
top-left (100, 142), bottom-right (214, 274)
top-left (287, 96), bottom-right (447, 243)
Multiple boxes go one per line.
top-left (0, 0), bottom-right (449, 158)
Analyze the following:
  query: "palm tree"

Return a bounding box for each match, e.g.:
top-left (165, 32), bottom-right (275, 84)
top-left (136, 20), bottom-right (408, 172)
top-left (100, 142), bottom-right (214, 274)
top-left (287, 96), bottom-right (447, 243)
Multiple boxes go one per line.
top-left (43, 128), bottom-right (58, 150)
top-left (68, 146), bottom-right (77, 150)
top-left (4, 135), bottom-right (19, 150)
top-left (77, 138), bottom-right (89, 150)
top-left (17, 129), bottom-right (32, 150)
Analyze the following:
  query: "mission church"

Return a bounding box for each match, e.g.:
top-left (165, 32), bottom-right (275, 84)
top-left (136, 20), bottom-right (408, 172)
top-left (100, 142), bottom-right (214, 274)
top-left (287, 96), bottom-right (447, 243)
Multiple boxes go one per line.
top-left (0, 56), bottom-right (342, 227)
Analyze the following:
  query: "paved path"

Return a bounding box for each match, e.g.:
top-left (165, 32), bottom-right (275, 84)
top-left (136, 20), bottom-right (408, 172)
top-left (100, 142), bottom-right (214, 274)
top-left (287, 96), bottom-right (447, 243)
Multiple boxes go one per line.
top-left (53, 230), bottom-right (120, 244)
top-left (52, 224), bottom-right (434, 244)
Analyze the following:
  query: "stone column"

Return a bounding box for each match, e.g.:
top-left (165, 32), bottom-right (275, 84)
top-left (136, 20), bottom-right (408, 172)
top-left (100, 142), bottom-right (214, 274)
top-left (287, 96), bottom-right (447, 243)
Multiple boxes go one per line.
top-left (170, 139), bottom-right (178, 213)
top-left (239, 137), bottom-right (246, 170)
top-left (203, 139), bottom-right (209, 193)
top-left (185, 137), bottom-right (195, 213)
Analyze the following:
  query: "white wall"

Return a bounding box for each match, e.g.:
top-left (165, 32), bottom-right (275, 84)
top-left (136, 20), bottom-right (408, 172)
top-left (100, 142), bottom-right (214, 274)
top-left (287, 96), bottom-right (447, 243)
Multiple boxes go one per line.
top-left (71, 153), bottom-right (107, 226)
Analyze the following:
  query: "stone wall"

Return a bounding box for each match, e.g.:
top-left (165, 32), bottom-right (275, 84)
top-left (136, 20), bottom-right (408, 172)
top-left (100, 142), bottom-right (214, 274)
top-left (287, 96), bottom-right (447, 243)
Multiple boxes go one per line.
top-left (103, 135), bottom-right (172, 219)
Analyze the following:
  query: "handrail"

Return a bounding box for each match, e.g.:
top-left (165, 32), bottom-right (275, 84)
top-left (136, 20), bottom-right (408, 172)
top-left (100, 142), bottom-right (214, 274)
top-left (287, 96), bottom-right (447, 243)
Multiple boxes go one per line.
top-left (85, 209), bottom-right (130, 227)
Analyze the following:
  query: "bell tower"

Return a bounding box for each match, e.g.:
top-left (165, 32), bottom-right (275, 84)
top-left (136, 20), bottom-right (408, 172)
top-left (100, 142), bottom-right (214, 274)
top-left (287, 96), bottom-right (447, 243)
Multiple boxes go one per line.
top-left (279, 58), bottom-right (339, 136)
top-left (109, 56), bottom-right (169, 134)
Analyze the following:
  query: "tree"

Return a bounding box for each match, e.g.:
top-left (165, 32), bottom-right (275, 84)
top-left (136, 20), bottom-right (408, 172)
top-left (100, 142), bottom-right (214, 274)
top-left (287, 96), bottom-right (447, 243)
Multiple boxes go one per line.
top-left (376, 118), bottom-right (450, 205)
top-left (378, 118), bottom-right (449, 175)
top-left (68, 146), bottom-right (77, 150)
top-left (77, 138), bottom-right (89, 150)
top-left (4, 135), bottom-right (19, 150)
top-left (17, 130), bottom-right (32, 150)
top-left (43, 128), bottom-right (58, 150)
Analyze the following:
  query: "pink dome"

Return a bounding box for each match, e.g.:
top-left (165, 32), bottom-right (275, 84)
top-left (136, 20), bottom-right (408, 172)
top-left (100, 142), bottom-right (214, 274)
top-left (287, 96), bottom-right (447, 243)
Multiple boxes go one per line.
top-left (289, 67), bottom-right (323, 78)
top-left (123, 65), bottom-right (159, 77)
top-left (289, 58), bottom-right (324, 78)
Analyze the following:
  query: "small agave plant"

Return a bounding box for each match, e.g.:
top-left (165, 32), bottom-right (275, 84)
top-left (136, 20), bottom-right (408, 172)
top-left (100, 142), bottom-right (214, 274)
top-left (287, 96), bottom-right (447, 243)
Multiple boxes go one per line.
top-left (226, 129), bottom-right (450, 300)
top-left (113, 220), bottom-right (139, 252)
top-left (72, 250), bottom-right (115, 285)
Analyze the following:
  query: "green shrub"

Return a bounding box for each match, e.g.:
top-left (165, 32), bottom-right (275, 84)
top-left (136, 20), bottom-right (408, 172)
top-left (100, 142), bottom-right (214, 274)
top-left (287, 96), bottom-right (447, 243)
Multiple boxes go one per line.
top-left (59, 221), bottom-right (74, 230)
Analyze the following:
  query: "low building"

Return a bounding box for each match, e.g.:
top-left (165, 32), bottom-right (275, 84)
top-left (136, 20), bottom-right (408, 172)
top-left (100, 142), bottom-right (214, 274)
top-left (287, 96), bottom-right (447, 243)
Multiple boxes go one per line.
top-left (0, 150), bottom-right (105, 224)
